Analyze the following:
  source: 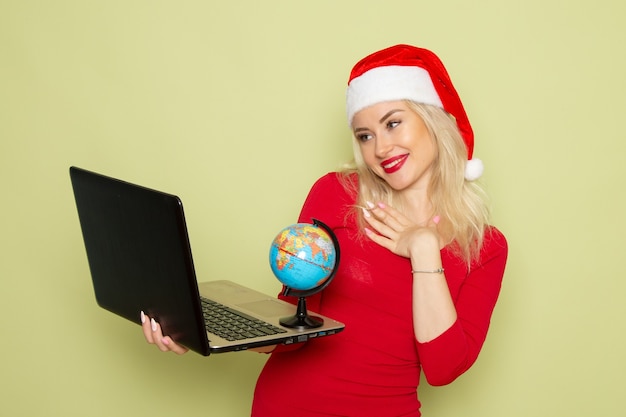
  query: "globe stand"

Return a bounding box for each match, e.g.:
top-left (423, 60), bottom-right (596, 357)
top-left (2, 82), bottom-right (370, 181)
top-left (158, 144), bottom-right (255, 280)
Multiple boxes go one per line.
top-left (278, 219), bottom-right (340, 330)
top-left (279, 296), bottom-right (324, 328)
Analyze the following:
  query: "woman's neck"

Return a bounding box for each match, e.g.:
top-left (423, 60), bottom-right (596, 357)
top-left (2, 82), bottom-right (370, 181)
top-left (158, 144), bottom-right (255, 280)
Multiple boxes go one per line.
top-left (396, 189), bottom-right (434, 226)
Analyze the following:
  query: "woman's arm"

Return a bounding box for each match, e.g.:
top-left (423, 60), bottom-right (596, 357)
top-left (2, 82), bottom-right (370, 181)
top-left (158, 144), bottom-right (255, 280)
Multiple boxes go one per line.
top-left (361, 202), bottom-right (457, 342)
top-left (362, 203), bottom-right (508, 385)
top-left (408, 230), bottom-right (457, 343)
top-left (416, 229), bottom-right (508, 385)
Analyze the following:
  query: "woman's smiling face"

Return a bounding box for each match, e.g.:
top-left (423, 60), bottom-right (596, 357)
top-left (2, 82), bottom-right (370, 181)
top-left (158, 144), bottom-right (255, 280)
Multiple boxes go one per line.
top-left (352, 100), bottom-right (437, 193)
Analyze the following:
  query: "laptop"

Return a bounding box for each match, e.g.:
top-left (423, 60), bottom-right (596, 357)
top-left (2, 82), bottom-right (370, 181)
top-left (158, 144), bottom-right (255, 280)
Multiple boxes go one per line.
top-left (69, 166), bottom-right (345, 356)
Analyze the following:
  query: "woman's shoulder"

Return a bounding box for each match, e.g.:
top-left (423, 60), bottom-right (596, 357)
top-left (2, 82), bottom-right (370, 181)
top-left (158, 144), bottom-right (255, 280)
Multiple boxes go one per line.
top-left (309, 172), bottom-right (358, 198)
top-left (479, 226), bottom-right (508, 262)
top-left (313, 171), bottom-right (358, 186)
top-left (485, 226), bottom-right (507, 248)
top-left (298, 172), bottom-right (358, 226)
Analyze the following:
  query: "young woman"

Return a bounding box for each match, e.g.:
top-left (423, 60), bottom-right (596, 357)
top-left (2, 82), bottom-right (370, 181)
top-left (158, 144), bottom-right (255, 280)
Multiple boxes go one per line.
top-left (143, 44), bottom-right (508, 417)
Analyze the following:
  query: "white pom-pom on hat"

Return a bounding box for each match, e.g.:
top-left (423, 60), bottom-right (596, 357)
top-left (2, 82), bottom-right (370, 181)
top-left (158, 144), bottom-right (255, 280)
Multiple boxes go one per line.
top-left (465, 158), bottom-right (484, 181)
top-left (346, 44), bottom-right (484, 181)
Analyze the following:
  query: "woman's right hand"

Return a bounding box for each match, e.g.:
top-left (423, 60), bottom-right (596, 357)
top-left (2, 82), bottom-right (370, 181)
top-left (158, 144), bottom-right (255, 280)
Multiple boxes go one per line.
top-left (140, 311), bottom-right (189, 355)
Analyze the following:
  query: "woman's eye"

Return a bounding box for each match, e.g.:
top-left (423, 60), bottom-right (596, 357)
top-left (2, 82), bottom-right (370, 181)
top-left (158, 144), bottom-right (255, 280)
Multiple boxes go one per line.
top-left (357, 133), bottom-right (373, 142)
top-left (387, 120), bottom-right (400, 129)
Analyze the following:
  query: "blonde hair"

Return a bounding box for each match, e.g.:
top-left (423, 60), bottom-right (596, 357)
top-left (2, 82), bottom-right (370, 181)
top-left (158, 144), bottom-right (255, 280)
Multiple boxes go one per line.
top-left (340, 101), bottom-right (490, 265)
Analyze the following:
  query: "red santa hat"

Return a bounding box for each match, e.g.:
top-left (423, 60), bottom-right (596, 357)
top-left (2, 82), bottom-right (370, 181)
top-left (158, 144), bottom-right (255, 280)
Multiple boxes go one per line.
top-left (346, 44), bottom-right (483, 181)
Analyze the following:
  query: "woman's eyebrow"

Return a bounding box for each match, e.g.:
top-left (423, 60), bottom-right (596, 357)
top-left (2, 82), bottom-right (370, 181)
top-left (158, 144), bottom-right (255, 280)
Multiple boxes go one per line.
top-left (379, 109), bottom-right (404, 124)
top-left (353, 109), bottom-right (405, 133)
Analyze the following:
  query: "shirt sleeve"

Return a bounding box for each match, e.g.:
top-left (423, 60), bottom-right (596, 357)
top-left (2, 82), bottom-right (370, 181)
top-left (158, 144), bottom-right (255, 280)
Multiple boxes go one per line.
top-left (416, 228), bottom-right (508, 386)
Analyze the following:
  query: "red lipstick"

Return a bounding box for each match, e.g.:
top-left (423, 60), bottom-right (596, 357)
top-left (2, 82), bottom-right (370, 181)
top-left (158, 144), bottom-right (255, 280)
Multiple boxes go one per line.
top-left (381, 154), bottom-right (408, 174)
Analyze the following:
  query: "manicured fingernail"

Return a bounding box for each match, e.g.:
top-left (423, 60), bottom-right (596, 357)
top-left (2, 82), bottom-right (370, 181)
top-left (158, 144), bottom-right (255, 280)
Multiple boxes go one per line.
top-left (377, 202), bottom-right (386, 209)
top-left (364, 227), bottom-right (373, 235)
top-left (362, 207), bottom-right (371, 218)
top-left (366, 201), bottom-right (375, 209)
top-left (151, 318), bottom-right (157, 332)
top-left (162, 338), bottom-right (170, 346)
top-left (140, 311), bottom-right (146, 324)
top-left (433, 215), bottom-right (441, 224)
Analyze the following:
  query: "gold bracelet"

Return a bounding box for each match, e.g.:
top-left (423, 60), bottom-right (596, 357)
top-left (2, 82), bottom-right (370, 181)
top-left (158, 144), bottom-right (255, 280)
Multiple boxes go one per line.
top-left (411, 268), bottom-right (444, 274)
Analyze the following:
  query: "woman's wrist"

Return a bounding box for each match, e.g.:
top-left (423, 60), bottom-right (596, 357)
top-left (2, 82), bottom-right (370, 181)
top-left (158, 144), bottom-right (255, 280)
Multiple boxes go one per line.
top-left (408, 228), bottom-right (439, 254)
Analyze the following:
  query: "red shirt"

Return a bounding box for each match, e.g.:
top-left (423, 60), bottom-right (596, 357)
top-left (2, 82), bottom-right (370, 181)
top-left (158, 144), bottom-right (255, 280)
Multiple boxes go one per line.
top-left (252, 173), bottom-right (508, 416)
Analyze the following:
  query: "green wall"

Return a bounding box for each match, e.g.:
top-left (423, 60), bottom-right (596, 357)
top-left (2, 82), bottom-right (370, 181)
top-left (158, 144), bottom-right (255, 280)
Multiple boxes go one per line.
top-left (2, 1), bottom-right (625, 415)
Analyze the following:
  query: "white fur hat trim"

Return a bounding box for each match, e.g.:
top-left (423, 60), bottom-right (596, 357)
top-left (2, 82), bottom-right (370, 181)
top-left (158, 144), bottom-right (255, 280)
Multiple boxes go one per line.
top-left (346, 65), bottom-right (443, 125)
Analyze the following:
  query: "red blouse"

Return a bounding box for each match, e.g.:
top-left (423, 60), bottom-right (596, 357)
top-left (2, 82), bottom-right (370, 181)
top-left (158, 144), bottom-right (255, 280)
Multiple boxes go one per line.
top-left (252, 173), bottom-right (508, 417)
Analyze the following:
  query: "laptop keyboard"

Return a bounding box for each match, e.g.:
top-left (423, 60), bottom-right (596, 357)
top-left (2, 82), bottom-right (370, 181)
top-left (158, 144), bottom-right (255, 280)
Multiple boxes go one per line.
top-left (200, 297), bottom-right (287, 341)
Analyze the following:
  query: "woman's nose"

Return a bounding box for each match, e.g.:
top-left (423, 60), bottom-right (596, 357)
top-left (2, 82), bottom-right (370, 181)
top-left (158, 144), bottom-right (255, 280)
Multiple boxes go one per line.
top-left (374, 136), bottom-right (392, 158)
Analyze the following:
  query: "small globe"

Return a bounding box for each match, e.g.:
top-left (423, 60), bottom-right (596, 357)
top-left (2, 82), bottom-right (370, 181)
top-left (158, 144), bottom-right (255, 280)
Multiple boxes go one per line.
top-left (269, 222), bottom-right (337, 291)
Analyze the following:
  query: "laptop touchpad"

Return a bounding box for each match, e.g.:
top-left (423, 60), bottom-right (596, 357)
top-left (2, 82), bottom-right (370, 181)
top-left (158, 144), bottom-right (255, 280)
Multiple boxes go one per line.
top-left (238, 300), bottom-right (295, 317)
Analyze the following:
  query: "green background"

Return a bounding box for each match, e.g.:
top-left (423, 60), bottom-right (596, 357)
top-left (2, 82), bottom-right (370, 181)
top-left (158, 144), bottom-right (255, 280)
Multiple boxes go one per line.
top-left (2, 0), bottom-right (625, 415)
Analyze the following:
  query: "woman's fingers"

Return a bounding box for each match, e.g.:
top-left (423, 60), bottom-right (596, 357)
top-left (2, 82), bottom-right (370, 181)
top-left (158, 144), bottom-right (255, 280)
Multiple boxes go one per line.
top-left (363, 226), bottom-right (394, 251)
top-left (140, 311), bottom-right (189, 354)
top-left (141, 311), bottom-right (156, 343)
top-left (365, 201), bottom-right (411, 231)
top-left (363, 202), bottom-right (408, 238)
top-left (363, 202), bottom-right (437, 258)
top-left (362, 207), bottom-right (391, 236)
top-left (150, 319), bottom-right (171, 352)
top-left (161, 336), bottom-right (189, 355)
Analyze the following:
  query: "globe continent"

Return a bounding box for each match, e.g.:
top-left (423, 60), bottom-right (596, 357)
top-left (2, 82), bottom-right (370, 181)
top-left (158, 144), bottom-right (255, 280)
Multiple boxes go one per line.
top-left (269, 223), bottom-right (337, 291)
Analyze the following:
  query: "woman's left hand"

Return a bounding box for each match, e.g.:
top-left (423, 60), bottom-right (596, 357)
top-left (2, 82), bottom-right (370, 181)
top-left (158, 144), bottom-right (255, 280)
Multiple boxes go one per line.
top-left (362, 202), bottom-right (439, 258)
